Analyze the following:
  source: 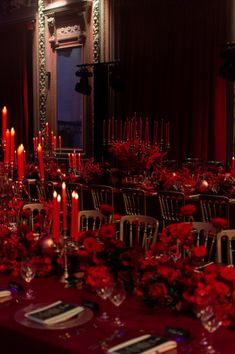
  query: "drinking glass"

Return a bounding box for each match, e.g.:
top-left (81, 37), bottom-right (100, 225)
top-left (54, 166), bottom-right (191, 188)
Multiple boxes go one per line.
top-left (96, 281), bottom-right (114, 321)
top-left (109, 281), bottom-right (126, 327)
top-left (195, 303), bottom-right (222, 354)
top-left (21, 258), bottom-right (36, 300)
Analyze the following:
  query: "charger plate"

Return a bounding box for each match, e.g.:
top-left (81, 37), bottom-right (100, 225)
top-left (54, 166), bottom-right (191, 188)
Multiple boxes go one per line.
top-left (15, 302), bottom-right (93, 330)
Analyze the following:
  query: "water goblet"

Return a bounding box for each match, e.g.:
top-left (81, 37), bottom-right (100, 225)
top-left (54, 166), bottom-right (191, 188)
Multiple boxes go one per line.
top-left (109, 281), bottom-right (126, 327)
top-left (195, 303), bottom-right (222, 354)
top-left (96, 281), bottom-right (114, 321)
top-left (21, 258), bottom-right (36, 300)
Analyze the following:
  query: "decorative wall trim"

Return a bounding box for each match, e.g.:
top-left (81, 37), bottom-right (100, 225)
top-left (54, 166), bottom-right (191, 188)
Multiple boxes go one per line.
top-left (93, 0), bottom-right (100, 63)
top-left (38, 0), bottom-right (47, 134)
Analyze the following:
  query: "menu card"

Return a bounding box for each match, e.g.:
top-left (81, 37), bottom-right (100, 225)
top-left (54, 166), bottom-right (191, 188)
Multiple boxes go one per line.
top-left (107, 334), bottom-right (177, 354)
top-left (24, 300), bottom-right (84, 325)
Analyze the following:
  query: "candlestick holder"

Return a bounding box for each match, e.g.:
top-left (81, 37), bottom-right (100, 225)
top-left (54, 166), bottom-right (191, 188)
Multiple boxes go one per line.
top-left (10, 161), bottom-right (14, 180)
top-left (60, 230), bottom-right (69, 283)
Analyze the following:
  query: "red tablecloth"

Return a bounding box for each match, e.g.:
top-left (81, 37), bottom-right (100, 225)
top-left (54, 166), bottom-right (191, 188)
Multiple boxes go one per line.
top-left (0, 275), bottom-right (234, 354)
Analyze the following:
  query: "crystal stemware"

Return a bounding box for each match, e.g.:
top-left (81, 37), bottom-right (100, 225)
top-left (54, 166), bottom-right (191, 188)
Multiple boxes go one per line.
top-left (21, 258), bottom-right (36, 300)
top-left (109, 281), bottom-right (126, 327)
top-left (96, 281), bottom-right (114, 321)
top-left (195, 303), bottom-right (222, 354)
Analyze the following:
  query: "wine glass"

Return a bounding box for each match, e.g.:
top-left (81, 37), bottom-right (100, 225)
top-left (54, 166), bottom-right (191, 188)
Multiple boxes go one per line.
top-left (96, 281), bottom-right (114, 321)
top-left (109, 281), bottom-right (126, 327)
top-left (21, 258), bottom-right (36, 300)
top-left (195, 303), bottom-right (222, 354)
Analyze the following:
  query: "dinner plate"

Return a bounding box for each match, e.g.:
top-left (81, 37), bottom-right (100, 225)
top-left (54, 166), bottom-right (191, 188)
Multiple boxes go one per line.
top-left (14, 302), bottom-right (93, 330)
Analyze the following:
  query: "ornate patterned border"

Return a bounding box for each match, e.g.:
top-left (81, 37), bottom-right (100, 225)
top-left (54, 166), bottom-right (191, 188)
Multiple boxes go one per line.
top-left (38, 0), bottom-right (47, 134)
top-left (93, 0), bottom-right (100, 63)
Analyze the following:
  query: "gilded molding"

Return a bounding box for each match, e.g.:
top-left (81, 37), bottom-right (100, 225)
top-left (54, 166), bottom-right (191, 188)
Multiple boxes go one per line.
top-left (93, 0), bottom-right (100, 63)
top-left (38, 0), bottom-right (47, 134)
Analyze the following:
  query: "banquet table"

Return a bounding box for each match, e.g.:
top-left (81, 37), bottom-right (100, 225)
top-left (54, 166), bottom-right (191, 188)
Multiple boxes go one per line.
top-left (0, 275), bottom-right (234, 354)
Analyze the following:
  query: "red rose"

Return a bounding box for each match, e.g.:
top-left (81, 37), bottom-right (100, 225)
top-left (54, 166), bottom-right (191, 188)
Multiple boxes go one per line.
top-left (99, 223), bottom-right (116, 239)
top-left (83, 237), bottom-right (103, 253)
top-left (213, 281), bottom-right (230, 297)
top-left (180, 204), bottom-right (197, 216)
top-left (149, 282), bottom-right (167, 302)
top-left (99, 204), bottom-right (114, 216)
top-left (212, 218), bottom-right (228, 229)
top-left (157, 266), bottom-right (179, 282)
top-left (220, 266), bottom-right (235, 282)
top-left (192, 246), bottom-right (207, 258)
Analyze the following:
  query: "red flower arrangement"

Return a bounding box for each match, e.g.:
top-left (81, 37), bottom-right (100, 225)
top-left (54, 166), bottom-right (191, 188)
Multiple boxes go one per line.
top-left (137, 222), bottom-right (235, 327)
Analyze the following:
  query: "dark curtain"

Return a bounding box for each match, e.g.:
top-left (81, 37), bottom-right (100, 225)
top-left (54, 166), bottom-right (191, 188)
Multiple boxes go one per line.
top-left (115, 0), bottom-right (229, 164)
top-left (0, 22), bottom-right (33, 152)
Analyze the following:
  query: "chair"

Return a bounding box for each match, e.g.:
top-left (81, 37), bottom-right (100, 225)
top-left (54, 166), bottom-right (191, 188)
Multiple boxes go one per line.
top-left (22, 203), bottom-right (45, 230)
top-left (119, 215), bottom-right (159, 250)
top-left (35, 181), bottom-right (55, 202)
top-left (121, 188), bottom-right (146, 215)
top-left (217, 230), bottom-right (235, 265)
top-left (198, 194), bottom-right (230, 225)
top-left (191, 222), bottom-right (217, 262)
top-left (90, 184), bottom-right (114, 211)
top-left (78, 210), bottom-right (105, 231)
top-left (157, 191), bottom-right (186, 229)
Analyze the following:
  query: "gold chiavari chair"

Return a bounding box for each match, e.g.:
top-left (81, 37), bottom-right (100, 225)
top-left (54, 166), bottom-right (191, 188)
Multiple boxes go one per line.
top-left (119, 215), bottom-right (159, 250)
top-left (121, 188), bottom-right (146, 216)
top-left (157, 190), bottom-right (185, 229)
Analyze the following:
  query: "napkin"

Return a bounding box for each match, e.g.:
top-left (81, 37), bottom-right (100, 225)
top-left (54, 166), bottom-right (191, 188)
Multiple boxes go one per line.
top-left (25, 300), bottom-right (85, 325)
top-left (107, 334), bottom-right (177, 354)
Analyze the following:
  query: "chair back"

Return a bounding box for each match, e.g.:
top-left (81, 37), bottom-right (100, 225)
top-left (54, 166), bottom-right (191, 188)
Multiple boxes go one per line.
top-left (67, 183), bottom-right (86, 210)
top-left (90, 184), bottom-right (114, 211)
top-left (36, 181), bottom-right (55, 202)
top-left (217, 229), bottom-right (235, 265)
top-left (119, 215), bottom-right (159, 249)
top-left (191, 221), bottom-right (217, 262)
top-left (157, 191), bottom-right (185, 228)
top-left (78, 210), bottom-right (105, 231)
top-left (22, 203), bottom-right (45, 230)
top-left (122, 188), bottom-right (146, 215)
top-left (198, 194), bottom-right (229, 225)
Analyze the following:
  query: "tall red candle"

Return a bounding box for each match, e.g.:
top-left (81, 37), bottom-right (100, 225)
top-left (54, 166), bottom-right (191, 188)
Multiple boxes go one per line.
top-left (4, 129), bottom-right (10, 164)
top-left (59, 136), bottom-right (62, 152)
top-left (37, 144), bottom-right (44, 179)
top-left (52, 191), bottom-right (57, 241)
top-left (232, 156), bottom-right (235, 176)
top-left (70, 191), bottom-right (76, 238)
top-left (10, 128), bottom-right (15, 163)
top-left (68, 153), bottom-right (71, 169)
top-left (2, 106), bottom-right (7, 141)
top-left (78, 153), bottom-right (81, 169)
top-left (62, 182), bottom-right (67, 230)
top-left (74, 193), bottom-right (79, 241)
top-left (17, 144), bottom-right (24, 180)
top-left (56, 194), bottom-right (61, 243)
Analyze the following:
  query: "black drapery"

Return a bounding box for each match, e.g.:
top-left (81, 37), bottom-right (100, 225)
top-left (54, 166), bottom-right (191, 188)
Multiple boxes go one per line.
top-left (0, 22), bottom-right (33, 153)
top-left (113, 0), bottom-right (230, 164)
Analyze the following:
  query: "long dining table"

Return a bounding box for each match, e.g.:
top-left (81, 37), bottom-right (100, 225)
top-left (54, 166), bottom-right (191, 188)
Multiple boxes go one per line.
top-left (0, 274), bottom-right (234, 354)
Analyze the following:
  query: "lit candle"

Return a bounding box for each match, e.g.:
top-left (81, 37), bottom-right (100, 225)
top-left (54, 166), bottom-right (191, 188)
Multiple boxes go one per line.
top-left (38, 130), bottom-right (42, 144)
top-left (62, 182), bottom-right (67, 231)
top-left (17, 144), bottom-right (24, 180)
top-left (160, 119), bottom-right (164, 143)
top-left (45, 122), bottom-right (49, 137)
top-left (10, 128), bottom-right (15, 163)
top-left (4, 129), bottom-right (10, 164)
top-left (74, 192), bottom-right (79, 241)
top-left (53, 135), bottom-right (57, 149)
top-left (2, 106), bottom-right (7, 141)
top-left (166, 122), bottom-right (170, 146)
top-left (70, 191), bottom-right (76, 238)
top-left (78, 152), bottom-right (81, 169)
top-left (51, 131), bottom-right (54, 150)
top-left (52, 191), bottom-right (57, 241)
top-left (41, 136), bottom-right (45, 148)
top-left (232, 156), bottom-right (235, 176)
top-left (72, 150), bottom-right (76, 169)
top-left (37, 143), bottom-right (44, 179)
top-left (56, 194), bottom-right (61, 243)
